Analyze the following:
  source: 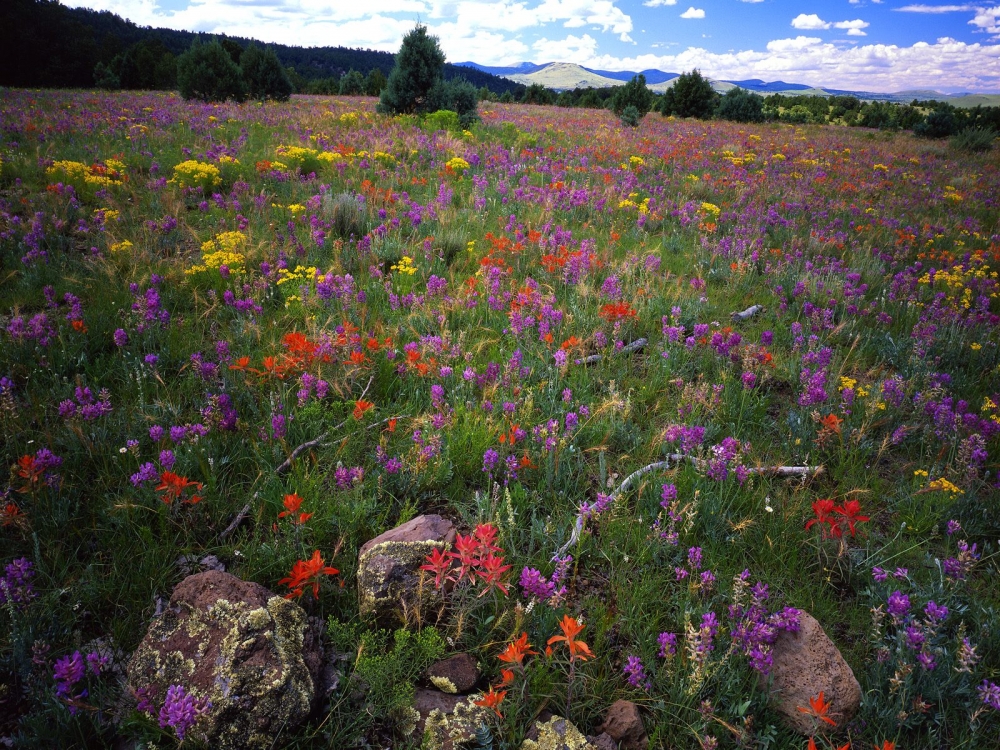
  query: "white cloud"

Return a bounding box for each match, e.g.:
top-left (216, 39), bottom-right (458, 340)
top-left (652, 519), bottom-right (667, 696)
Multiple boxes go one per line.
top-left (680, 7), bottom-right (705, 19)
top-left (791, 13), bottom-right (831, 30)
top-left (834, 19), bottom-right (870, 36)
top-left (642, 0), bottom-right (676, 6)
top-left (896, 4), bottom-right (974, 12)
top-left (532, 33), bottom-right (600, 62)
top-left (970, 5), bottom-right (1000, 35)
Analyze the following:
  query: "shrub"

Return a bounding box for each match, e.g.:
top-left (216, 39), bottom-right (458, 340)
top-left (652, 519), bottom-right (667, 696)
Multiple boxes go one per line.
top-left (323, 191), bottom-right (367, 239)
top-left (428, 78), bottom-right (479, 127)
top-left (521, 83), bottom-right (555, 105)
top-left (378, 24), bottom-right (446, 116)
top-left (620, 104), bottom-right (641, 128)
top-left (424, 109), bottom-right (461, 133)
top-left (781, 104), bottom-right (815, 124)
top-left (339, 69), bottom-right (365, 96)
top-left (177, 40), bottom-right (246, 103)
top-left (365, 68), bottom-right (387, 96)
top-left (660, 70), bottom-right (717, 119)
top-left (950, 127), bottom-right (996, 153)
top-left (611, 74), bottom-right (654, 118)
top-left (716, 87), bottom-right (765, 123)
top-left (240, 43), bottom-right (292, 102)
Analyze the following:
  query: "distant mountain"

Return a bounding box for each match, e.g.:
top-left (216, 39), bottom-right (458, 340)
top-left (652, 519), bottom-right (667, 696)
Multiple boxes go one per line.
top-left (457, 60), bottom-right (1000, 104)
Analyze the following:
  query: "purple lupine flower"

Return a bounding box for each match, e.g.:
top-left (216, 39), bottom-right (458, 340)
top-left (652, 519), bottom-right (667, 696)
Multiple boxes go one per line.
top-left (86, 651), bottom-right (110, 675)
top-left (482, 448), bottom-right (500, 474)
top-left (130, 462), bottom-right (158, 487)
top-left (158, 684), bottom-right (211, 741)
top-left (520, 567), bottom-right (556, 600)
top-left (658, 632), bottom-right (677, 658)
top-left (0, 557), bottom-right (36, 606)
top-left (979, 680), bottom-right (1000, 711)
top-left (946, 519), bottom-right (961, 536)
top-left (623, 655), bottom-right (651, 691)
top-left (53, 651), bottom-right (86, 697)
top-left (113, 328), bottom-right (128, 347)
top-left (159, 450), bottom-right (176, 471)
top-left (872, 566), bottom-right (887, 582)
top-left (924, 601), bottom-right (948, 622)
top-left (887, 591), bottom-right (910, 620)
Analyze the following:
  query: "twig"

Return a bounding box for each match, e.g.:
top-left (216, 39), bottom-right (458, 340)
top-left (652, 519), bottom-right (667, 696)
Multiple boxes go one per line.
top-left (553, 455), bottom-right (821, 558)
top-left (731, 304), bottom-right (764, 322)
top-left (576, 337), bottom-right (647, 366)
top-left (275, 376), bottom-right (376, 474)
top-left (220, 502), bottom-right (251, 540)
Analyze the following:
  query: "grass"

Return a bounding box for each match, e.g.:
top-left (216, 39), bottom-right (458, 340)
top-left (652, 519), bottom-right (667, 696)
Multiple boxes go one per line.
top-left (0, 90), bottom-right (998, 749)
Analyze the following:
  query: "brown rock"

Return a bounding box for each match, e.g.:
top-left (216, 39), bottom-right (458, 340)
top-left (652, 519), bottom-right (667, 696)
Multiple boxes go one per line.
top-left (357, 514), bottom-right (456, 627)
top-left (588, 733), bottom-right (619, 750)
top-left (765, 610), bottom-right (861, 734)
top-left (600, 700), bottom-right (648, 749)
top-left (413, 687), bottom-right (489, 750)
top-left (127, 571), bottom-right (320, 750)
top-left (427, 653), bottom-right (480, 694)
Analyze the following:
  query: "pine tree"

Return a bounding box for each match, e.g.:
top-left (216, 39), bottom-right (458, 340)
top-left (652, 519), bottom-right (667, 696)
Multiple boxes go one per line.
top-left (240, 43), bottom-right (292, 102)
top-left (378, 25), bottom-right (446, 115)
top-left (339, 69), bottom-right (365, 95)
top-left (365, 68), bottom-right (387, 96)
top-left (716, 87), bottom-right (765, 123)
top-left (611, 74), bottom-right (653, 119)
top-left (660, 70), bottom-right (717, 120)
top-left (177, 40), bottom-right (247, 103)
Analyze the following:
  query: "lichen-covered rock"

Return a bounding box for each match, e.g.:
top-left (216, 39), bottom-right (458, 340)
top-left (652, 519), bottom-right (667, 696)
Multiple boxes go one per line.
top-left (427, 653), bottom-right (480, 694)
top-left (127, 570), bottom-right (320, 749)
top-left (413, 687), bottom-right (489, 750)
top-left (357, 514), bottom-right (456, 626)
top-left (765, 609), bottom-right (861, 734)
top-left (520, 716), bottom-right (603, 750)
top-left (600, 700), bottom-right (648, 749)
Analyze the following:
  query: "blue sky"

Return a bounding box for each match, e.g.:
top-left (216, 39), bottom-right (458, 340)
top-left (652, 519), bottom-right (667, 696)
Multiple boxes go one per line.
top-left (64, 0), bottom-right (1000, 91)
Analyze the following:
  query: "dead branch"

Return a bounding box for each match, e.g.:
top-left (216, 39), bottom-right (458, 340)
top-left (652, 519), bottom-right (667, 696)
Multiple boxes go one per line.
top-left (577, 337), bottom-right (648, 365)
top-left (731, 304), bottom-right (764, 322)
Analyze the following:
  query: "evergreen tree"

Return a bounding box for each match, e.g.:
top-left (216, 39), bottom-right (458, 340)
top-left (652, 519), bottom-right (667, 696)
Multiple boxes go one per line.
top-left (378, 24), bottom-right (446, 115)
top-left (716, 87), bottom-right (765, 123)
top-left (339, 69), bottom-right (365, 95)
top-left (521, 83), bottom-right (555, 105)
top-left (428, 78), bottom-right (479, 127)
top-left (93, 60), bottom-right (120, 90)
top-left (660, 70), bottom-right (717, 119)
top-left (177, 39), bottom-right (247, 103)
top-left (611, 74), bottom-right (653, 118)
top-left (365, 68), bottom-right (387, 96)
top-left (241, 43), bottom-right (292, 101)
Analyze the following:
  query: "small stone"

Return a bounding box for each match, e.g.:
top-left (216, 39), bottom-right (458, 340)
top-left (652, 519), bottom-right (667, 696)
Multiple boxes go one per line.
top-left (427, 653), bottom-right (480, 694)
top-left (764, 609), bottom-right (861, 734)
top-left (588, 733), bottom-right (618, 750)
top-left (127, 570), bottom-right (320, 750)
top-left (600, 700), bottom-right (648, 749)
top-left (357, 514), bottom-right (456, 627)
top-left (521, 715), bottom-right (602, 750)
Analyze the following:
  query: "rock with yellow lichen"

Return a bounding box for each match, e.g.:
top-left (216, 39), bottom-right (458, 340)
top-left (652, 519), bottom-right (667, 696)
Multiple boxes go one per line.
top-left (519, 716), bottom-right (604, 750)
top-left (413, 688), bottom-right (489, 750)
top-left (357, 514), bottom-right (456, 627)
top-left (127, 570), bottom-right (322, 749)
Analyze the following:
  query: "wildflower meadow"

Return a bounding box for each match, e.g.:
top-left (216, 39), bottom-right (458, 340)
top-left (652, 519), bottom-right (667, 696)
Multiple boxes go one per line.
top-left (1, 89), bottom-right (999, 749)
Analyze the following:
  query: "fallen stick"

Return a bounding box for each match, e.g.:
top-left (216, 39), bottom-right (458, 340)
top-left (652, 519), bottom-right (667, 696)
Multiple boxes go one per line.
top-left (554, 455), bottom-right (821, 557)
top-left (731, 304), bottom-right (764, 322)
top-left (220, 502), bottom-right (251, 540)
top-left (276, 414), bottom-right (407, 474)
top-left (576, 337), bottom-right (647, 365)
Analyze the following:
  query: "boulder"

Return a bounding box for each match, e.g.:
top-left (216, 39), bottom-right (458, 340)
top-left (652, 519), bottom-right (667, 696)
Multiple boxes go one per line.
top-left (599, 700), bottom-right (648, 749)
top-left (765, 610), bottom-right (861, 734)
top-left (413, 687), bottom-right (489, 750)
top-left (427, 653), bottom-right (480, 694)
top-left (357, 514), bottom-right (456, 626)
top-left (127, 570), bottom-right (320, 749)
top-left (521, 715), bottom-right (604, 750)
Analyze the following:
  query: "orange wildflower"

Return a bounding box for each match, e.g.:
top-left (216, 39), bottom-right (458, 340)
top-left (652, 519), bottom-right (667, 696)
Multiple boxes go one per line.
top-left (352, 399), bottom-right (374, 420)
top-left (547, 614), bottom-right (594, 663)
top-left (155, 471), bottom-right (203, 505)
top-left (796, 691), bottom-right (837, 727)
top-left (71, 319), bottom-right (87, 333)
top-left (279, 550), bottom-right (339, 599)
top-left (498, 633), bottom-right (538, 666)
top-left (278, 493), bottom-right (313, 525)
top-left (473, 685), bottom-right (506, 718)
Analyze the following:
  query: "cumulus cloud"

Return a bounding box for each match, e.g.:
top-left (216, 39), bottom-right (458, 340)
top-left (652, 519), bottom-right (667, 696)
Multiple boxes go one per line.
top-left (642, 0), bottom-right (676, 6)
top-left (680, 7), bottom-right (705, 19)
top-left (834, 19), bottom-right (870, 36)
top-left (970, 5), bottom-right (1000, 35)
top-left (532, 33), bottom-right (600, 62)
top-left (791, 13), bottom-right (831, 30)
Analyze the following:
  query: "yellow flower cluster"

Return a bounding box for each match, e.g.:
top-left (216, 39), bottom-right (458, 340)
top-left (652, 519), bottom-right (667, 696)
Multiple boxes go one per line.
top-left (445, 157), bottom-right (470, 173)
top-left (200, 231), bottom-right (247, 254)
top-left (317, 152), bottom-right (345, 164)
top-left (47, 160), bottom-right (124, 188)
top-left (917, 259), bottom-right (998, 309)
top-left (355, 150), bottom-right (396, 163)
top-left (928, 477), bottom-right (964, 495)
top-left (771, 153), bottom-right (786, 161)
top-left (391, 256), bottom-right (418, 276)
top-left (621, 155), bottom-right (644, 169)
top-left (97, 208), bottom-right (120, 222)
top-left (339, 112), bottom-right (360, 126)
top-left (276, 265), bottom-right (318, 285)
top-left (109, 240), bottom-right (133, 253)
top-left (618, 192), bottom-right (650, 214)
top-left (943, 185), bottom-right (963, 202)
top-left (218, 155), bottom-right (240, 166)
top-left (186, 232), bottom-right (247, 275)
top-left (700, 202), bottom-right (721, 217)
top-left (873, 164), bottom-right (889, 172)
top-left (170, 160), bottom-right (221, 190)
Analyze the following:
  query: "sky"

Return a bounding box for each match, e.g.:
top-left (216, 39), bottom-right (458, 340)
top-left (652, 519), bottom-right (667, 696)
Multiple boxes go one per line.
top-left (63, 0), bottom-right (1000, 92)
